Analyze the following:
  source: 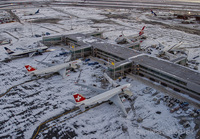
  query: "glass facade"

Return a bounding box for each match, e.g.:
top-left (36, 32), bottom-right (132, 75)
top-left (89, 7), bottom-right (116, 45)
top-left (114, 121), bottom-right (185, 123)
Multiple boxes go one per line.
top-left (66, 37), bottom-right (77, 43)
top-left (96, 49), bottom-right (125, 61)
top-left (43, 37), bottom-right (62, 42)
top-left (139, 65), bottom-right (199, 94)
top-left (139, 65), bottom-right (187, 86)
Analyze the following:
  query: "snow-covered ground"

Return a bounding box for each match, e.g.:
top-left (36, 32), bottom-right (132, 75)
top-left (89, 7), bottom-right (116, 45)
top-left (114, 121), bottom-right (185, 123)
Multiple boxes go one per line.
top-left (0, 4), bottom-right (199, 139)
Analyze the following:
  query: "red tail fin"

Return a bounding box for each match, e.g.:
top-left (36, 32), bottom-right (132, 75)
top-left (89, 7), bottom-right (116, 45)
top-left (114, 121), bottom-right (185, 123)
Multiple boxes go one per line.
top-left (25, 65), bottom-right (36, 72)
top-left (73, 93), bottom-right (86, 103)
top-left (139, 26), bottom-right (146, 36)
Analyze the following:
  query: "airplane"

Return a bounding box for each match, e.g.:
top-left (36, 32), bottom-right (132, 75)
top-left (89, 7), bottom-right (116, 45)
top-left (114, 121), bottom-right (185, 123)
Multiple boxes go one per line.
top-left (35, 9), bottom-right (39, 14)
top-left (157, 42), bottom-right (187, 60)
top-left (158, 41), bottom-right (185, 55)
top-left (115, 26), bottom-right (146, 44)
top-left (151, 10), bottom-right (157, 16)
top-left (72, 73), bottom-right (132, 116)
top-left (4, 46), bottom-right (48, 57)
top-left (73, 84), bottom-right (131, 116)
top-left (162, 42), bottom-right (184, 53)
top-left (24, 58), bottom-right (82, 78)
top-left (24, 9), bottom-right (40, 16)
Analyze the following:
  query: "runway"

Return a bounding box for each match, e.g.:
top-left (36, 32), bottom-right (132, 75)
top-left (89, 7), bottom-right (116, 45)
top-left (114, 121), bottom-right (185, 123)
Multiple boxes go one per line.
top-left (1, 0), bottom-right (200, 14)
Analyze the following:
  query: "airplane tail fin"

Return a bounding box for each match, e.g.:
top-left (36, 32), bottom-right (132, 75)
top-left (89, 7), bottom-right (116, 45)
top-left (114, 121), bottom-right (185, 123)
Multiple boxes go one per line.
top-left (139, 26), bottom-right (146, 36)
top-left (73, 93), bottom-right (86, 103)
top-left (73, 93), bottom-right (86, 111)
top-left (151, 10), bottom-right (157, 16)
top-left (35, 9), bottom-right (39, 14)
top-left (4, 47), bottom-right (14, 54)
top-left (25, 65), bottom-right (36, 72)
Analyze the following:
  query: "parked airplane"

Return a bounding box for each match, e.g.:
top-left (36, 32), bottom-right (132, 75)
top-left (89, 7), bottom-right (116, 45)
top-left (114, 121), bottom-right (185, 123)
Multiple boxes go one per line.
top-left (151, 10), bottom-right (157, 16)
top-left (25, 59), bottom-right (82, 78)
top-left (24, 9), bottom-right (39, 16)
top-left (73, 83), bottom-right (131, 116)
top-left (73, 73), bottom-right (132, 116)
top-left (115, 26), bottom-right (146, 44)
top-left (162, 42), bottom-right (183, 52)
top-left (35, 9), bottom-right (39, 14)
top-left (158, 42), bottom-right (187, 60)
top-left (4, 46), bottom-right (48, 57)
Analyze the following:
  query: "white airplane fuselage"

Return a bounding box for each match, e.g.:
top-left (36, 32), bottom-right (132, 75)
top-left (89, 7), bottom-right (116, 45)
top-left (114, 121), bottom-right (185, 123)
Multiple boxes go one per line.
top-left (77, 83), bottom-right (131, 106)
top-left (10, 46), bottom-right (48, 56)
top-left (29, 59), bottom-right (81, 76)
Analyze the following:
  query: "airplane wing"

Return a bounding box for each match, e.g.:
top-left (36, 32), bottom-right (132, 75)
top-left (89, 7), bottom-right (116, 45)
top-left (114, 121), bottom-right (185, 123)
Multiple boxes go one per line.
top-left (168, 42), bottom-right (183, 52)
top-left (76, 83), bottom-right (106, 93)
top-left (64, 54), bottom-right (72, 63)
top-left (58, 68), bottom-right (67, 78)
top-left (29, 52), bottom-right (36, 57)
top-left (109, 95), bottom-right (127, 116)
top-left (103, 73), bottom-right (119, 87)
top-left (124, 36), bottom-right (133, 44)
top-left (35, 60), bottom-right (54, 67)
top-left (67, 99), bottom-right (76, 104)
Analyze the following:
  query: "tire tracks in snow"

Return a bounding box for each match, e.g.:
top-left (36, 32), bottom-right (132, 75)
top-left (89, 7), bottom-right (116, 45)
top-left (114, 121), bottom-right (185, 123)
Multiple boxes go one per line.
top-left (0, 74), bottom-right (54, 98)
top-left (31, 102), bottom-right (106, 139)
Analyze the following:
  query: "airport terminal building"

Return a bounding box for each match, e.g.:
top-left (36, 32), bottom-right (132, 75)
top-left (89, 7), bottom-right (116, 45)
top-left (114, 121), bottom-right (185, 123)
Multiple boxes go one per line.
top-left (42, 33), bottom-right (200, 101)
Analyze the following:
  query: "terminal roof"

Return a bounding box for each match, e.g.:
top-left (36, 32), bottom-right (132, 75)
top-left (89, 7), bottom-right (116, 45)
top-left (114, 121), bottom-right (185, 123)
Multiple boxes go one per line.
top-left (92, 42), bottom-right (141, 60)
top-left (133, 55), bottom-right (200, 85)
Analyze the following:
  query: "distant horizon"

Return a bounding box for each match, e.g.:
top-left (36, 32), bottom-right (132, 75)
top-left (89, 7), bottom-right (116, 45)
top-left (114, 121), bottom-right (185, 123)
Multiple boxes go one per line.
top-left (172, 0), bottom-right (200, 3)
top-left (1, 0), bottom-right (200, 3)
top-left (104, 0), bottom-right (200, 2)
top-left (137, 0), bottom-right (200, 3)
